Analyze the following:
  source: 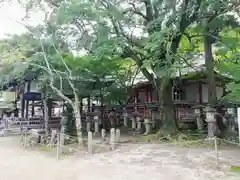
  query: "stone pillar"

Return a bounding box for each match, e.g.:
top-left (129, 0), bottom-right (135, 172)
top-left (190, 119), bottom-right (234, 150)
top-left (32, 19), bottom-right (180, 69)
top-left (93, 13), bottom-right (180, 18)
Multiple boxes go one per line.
top-left (205, 106), bottom-right (216, 138)
top-left (50, 129), bottom-right (57, 147)
top-left (94, 115), bottom-right (99, 134)
top-left (116, 129), bottom-right (120, 143)
top-left (86, 115), bottom-right (92, 132)
top-left (108, 110), bottom-right (117, 129)
top-left (136, 116), bottom-right (142, 132)
top-left (3, 117), bottom-right (8, 136)
top-left (193, 107), bottom-right (204, 131)
top-left (110, 128), bottom-right (116, 150)
top-left (101, 128), bottom-right (106, 141)
top-left (88, 131), bottom-right (93, 154)
top-left (59, 116), bottom-right (68, 147)
top-left (144, 118), bottom-right (151, 135)
top-left (123, 112), bottom-right (128, 127)
top-left (151, 110), bottom-right (157, 129)
top-left (226, 108), bottom-right (236, 133)
top-left (131, 117), bottom-right (136, 130)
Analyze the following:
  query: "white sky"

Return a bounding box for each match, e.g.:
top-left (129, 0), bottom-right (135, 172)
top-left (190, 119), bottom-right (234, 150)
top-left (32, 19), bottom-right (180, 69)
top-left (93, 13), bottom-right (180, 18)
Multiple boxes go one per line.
top-left (0, 2), bottom-right (44, 39)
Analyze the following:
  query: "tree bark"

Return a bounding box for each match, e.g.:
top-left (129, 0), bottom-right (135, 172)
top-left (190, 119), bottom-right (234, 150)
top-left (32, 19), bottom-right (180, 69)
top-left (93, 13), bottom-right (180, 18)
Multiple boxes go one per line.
top-left (204, 35), bottom-right (217, 106)
top-left (73, 101), bottom-right (83, 143)
top-left (20, 92), bottom-right (25, 118)
top-left (43, 98), bottom-right (49, 142)
top-left (158, 80), bottom-right (177, 136)
top-left (204, 31), bottom-right (228, 136)
top-left (42, 87), bottom-right (49, 143)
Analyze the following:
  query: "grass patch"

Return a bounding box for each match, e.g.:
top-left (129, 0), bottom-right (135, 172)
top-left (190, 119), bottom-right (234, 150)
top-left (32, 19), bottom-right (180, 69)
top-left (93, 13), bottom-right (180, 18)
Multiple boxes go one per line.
top-left (38, 144), bottom-right (54, 151)
top-left (137, 134), bottom-right (158, 142)
top-left (231, 165), bottom-right (240, 173)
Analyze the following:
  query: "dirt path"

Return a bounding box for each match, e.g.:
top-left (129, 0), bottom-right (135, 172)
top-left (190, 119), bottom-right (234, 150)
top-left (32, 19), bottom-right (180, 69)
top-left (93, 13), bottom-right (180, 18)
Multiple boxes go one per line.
top-left (0, 136), bottom-right (239, 180)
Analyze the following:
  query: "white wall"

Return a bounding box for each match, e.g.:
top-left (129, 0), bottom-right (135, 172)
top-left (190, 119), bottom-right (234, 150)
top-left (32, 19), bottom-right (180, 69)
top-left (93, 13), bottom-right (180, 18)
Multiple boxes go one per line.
top-left (202, 84), bottom-right (223, 103)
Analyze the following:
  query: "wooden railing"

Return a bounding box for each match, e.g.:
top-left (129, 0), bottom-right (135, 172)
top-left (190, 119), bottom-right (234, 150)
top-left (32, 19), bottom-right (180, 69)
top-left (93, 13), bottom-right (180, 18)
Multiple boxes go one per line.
top-left (91, 101), bottom-right (200, 122)
top-left (0, 117), bottom-right (61, 130)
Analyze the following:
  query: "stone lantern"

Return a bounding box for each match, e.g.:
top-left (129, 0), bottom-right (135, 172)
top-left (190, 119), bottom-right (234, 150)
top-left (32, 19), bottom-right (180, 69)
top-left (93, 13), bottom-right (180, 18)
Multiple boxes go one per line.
top-left (86, 113), bottom-right (93, 132)
top-left (93, 110), bottom-right (100, 134)
top-left (136, 116), bottom-right (141, 131)
top-left (60, 116), bottom-right (68, 146)
top-left (192, 105), bottom-right (204, 131)
top-left (130, 116), bottom-right (136, 130)
top-left (227, 107), bottom-right (235, 115)
top-left (151, 109), bottom-right (158, 129)
top-left (131, 111), bottom-right (142, 131)
top-left (60, 116), bottom-right (68, 129)
top-left (205, 106), bottom-right (217, 138)
top-left (225, 107), bottom-right (236, 133)
top-left (108, 109), bottom-right (117, 129)
top-left (123, 107), bottom-right (128, 127)
top-left (143, 116), bottom-right (151, 135)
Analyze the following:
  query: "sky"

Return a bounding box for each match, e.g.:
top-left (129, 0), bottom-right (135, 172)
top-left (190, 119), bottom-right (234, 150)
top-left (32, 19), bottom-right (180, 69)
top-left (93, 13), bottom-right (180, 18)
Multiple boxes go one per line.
top-left (0, 2), bottom-right (43, 38)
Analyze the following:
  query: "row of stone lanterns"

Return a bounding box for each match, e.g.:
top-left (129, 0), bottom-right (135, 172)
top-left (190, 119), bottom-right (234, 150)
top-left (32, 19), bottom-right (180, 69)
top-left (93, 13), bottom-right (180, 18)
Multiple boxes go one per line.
top-left (85, 111), bottom-right (101, 134)
top-left (61, 105), bottom-right (237, 138)
top-left (127, 111), bottom-right (157, 135)
top-left (192, 105), bottom-right (237, 138)
top-left (82, 109), bottom-right (157, 135)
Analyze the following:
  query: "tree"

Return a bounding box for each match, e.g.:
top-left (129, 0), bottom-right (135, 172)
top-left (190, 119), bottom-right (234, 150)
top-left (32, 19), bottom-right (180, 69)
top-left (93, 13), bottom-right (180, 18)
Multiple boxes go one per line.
top-left (216, 28), bottom-right (240, 100)
top-left (6, 0), bottom-right (240, 137)
top-left (0, 31), bottom-right (137, 139)
top-left (0, 33), bottom-right (95, 141)
top-left (195, 1), bottom-right (239, 136)
top-left (103, 57), bottom-right (139, 105)
top-left (19, 0), bottom-right (203, 135)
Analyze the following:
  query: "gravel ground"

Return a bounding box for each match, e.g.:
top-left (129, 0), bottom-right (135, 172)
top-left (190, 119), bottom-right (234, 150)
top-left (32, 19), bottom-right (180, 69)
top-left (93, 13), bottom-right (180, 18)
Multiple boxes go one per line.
top-left (0, 136), bottom-right (239, 180)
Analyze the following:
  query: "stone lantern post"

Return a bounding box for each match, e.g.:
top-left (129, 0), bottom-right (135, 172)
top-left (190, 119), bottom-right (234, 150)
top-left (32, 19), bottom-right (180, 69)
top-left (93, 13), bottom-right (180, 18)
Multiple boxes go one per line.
top-left (123, 107), bottom-right (128, 127)
top-left (60, 116), bottom-right (68, 146)
top-left (131, 111), bottom-right (142, 132)
top-left (92, 109), bottom-right (101, 134)
top-left (226, 107), bottom-right (236, 133)
top-left (60, 115), bottom-right (68, 133)
top-left (136, 116), bottom-right (142, 132)
top-left (192, 105), bottom-right (204, 131)
top-left (93, 113), bottom-right (100, 134)
top-left (108, 109), bottom-right (117, 129)
top-left (130, 116), bottom-right (136, 130)
top-left (205, 106), bottom-right (217, 138)
top-left (151, 110), bottom-right (157, 129)
top-left (143, 117), bottom-right (151, 135)
top-left (86, 113), bottom-right (92, 132)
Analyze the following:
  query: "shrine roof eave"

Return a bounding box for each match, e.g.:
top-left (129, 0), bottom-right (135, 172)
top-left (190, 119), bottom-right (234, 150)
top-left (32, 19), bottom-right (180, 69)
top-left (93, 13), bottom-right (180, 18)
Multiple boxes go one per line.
top-left (131, 70), bottom-right (232, 89)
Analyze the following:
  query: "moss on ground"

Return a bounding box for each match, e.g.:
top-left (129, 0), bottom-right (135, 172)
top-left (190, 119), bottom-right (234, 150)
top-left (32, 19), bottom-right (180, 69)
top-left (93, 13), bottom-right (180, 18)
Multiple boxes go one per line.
top-left (231, 165), bottom-right (240, 173)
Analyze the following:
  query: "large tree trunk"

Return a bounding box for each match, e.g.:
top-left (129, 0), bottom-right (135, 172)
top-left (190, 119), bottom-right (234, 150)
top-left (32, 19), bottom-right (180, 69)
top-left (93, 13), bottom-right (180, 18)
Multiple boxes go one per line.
top-left (42, 87), bottom-right (49, 143)
top-left (43, 98), bottom-right (49, 142)
top-left (204, 35), bottom-right (217, 106)
top-left (204, 33), bottom-right (217, 137)
top-left (204, 33), bottom-right (226, 136)
top-left (65, 105), bottom-right (75, 136)
top-left (73, 101), bottom-right (83, 143)
top-left (158, 80), bottom-right (177, 136)
top-left (20, 92), bottom-right (25, 118)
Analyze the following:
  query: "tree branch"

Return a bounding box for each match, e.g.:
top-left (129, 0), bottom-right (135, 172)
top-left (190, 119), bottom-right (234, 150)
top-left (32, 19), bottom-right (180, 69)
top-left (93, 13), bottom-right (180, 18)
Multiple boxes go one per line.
top-left (124, 2), bottom-right (148, 20)
top-left (143, 0), bottom-right (154, 22)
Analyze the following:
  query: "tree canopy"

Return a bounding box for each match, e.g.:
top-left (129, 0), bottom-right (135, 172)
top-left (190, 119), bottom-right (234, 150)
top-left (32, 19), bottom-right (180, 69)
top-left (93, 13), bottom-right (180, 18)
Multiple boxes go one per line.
top-left (0, 0), bottom-right (240, 136)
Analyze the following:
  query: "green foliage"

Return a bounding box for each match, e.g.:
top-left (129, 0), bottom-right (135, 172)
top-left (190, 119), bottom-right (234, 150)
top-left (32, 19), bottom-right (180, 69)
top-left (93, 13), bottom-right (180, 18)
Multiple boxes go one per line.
top-left (1, 0), bottom-right (240, 107)
top-left (0, 29), bottom-right (138, 106)
top-left (215, 27), bottom-right (240, 100)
